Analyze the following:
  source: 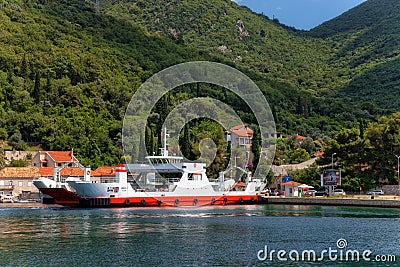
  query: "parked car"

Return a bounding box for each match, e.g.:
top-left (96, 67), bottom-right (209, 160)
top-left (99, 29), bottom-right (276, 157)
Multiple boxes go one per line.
top-left (2, 194), bottom-right (15, 203)
top-left (332, 189), bottom-right (346, 196)
top-left (315, 190), bottom-right (328, 196)
top-left (304, 190), bottom-right (317, 197)
top-left (367, 189), bottom-right (384, 195)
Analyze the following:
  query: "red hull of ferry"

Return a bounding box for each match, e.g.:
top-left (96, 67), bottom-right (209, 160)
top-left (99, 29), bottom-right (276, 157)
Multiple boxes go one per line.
top-left (72, 195), bottom-right (264, 208)
top-left (109, 194), bottom-right (263, 207)
top-left (39, 189), bottom-right (264, 208)
top-left (39, 188), bottom-right (81, 207)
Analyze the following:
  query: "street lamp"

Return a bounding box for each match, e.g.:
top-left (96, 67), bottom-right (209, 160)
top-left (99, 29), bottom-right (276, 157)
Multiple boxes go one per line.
top-left (396, 155), bottom-right (400, 192)
top-left (331, 153), bottom-right (337, 170)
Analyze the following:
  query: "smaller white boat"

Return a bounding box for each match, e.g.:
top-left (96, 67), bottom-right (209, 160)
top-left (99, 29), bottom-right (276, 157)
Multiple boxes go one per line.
top-left (33, 165), bottom-right (92, 206)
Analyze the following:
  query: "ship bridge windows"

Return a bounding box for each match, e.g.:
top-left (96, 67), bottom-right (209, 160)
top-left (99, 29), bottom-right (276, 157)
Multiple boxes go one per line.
top-left (149, 158), bottom-right (170, 164)
top-left (188, 173), bottom-right (202, 181)
top-left (107, 187), bottom-right (119, 193)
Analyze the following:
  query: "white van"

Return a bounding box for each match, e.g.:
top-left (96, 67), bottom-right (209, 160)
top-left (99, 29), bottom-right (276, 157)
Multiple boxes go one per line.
top-left (2, 194), bottom-right (14, 203)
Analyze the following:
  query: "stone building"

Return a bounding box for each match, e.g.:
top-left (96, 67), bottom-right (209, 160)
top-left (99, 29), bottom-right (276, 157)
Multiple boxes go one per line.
top-left (31, 150), bottom-right (79, 168)
top-left (0, 167), bottom-right (41, 200)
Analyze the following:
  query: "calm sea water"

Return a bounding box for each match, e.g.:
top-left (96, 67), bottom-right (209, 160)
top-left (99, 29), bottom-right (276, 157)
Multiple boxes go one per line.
top-left (0, 204), bottom-right (399, 267)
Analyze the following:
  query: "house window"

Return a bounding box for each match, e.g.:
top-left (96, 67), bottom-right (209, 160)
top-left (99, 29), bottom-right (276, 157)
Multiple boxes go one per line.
top-left (28, 182), bottom-right (32, 187)
top-left (58, 163), bottom-right (62, 167)
top-left (19, 182), bottom-right (23, 187)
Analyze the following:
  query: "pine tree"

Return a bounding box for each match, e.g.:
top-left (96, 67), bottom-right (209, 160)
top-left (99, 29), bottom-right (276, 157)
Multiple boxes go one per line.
top-left (180, 123), bottom-right (192, 158)
top-left (303, 98), bottom-right (309, 118)
top-left (251, 125), bottom-right (261, 172)
top-left (138, 131), bottom-right (146, 162)
top-left (33, 72), bottom-right (41, 104)
top-left (145, 126), bottom-right (154, 156)
top-left (296, 96), bottom-right (303, 115)
top-left (20, 55), bottom-right (28, 78)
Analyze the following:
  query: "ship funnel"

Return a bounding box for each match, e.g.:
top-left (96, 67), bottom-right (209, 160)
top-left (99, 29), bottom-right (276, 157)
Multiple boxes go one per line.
top-left (116, 164), bottom-right (127, 184)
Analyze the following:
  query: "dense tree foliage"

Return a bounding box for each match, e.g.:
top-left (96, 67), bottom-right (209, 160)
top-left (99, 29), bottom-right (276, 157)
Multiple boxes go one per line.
top-left (0, 0), bottom-right (199, 167)
top-left (309, 0), bottom-right (400, 112)
top-left (0, 0), bottom-right (400, 180)
top-left (315, 113), bottom-right (400, 191)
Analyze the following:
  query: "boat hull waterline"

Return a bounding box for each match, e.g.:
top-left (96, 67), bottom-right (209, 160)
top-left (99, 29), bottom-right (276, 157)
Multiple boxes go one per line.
top-left (34, 156), bottom-right (267, 208)
top-left (39, 187), bottom-right (263, 208)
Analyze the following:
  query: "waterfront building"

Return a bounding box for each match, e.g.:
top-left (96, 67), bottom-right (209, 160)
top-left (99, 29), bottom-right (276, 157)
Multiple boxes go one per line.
top-left (281, 180), bottom-right (302, 197)
top-left (225, 124), bottom-right (254, 150)
top-left (0, 167), bottom-right (41, 200)
top-left (31, 150), bottom-right (79, 168)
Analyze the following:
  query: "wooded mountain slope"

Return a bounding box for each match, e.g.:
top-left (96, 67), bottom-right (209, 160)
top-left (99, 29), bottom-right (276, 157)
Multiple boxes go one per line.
top-left (309, 0), bottom-right (400, 111)
top-left (1, 0), bottom-right (400, 168)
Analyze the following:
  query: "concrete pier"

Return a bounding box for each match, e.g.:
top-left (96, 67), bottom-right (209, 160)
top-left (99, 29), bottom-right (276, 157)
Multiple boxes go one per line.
top-left (262, 196), bottom-right (400, 208)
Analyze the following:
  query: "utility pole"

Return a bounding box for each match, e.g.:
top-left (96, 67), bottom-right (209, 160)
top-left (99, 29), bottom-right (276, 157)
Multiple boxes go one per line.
top-left (396, 155), bottom-right (400, 193)
top-left (331, 152), bottom-right (337, 170)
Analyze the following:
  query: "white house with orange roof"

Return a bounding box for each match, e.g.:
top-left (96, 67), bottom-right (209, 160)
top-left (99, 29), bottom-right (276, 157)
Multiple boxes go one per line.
top-left (90, 166), bottom-right (118, 183)
top-left (226, 124), bottom-right (253, 150)
top-left (32, 150), bottom-right (79, 168)
top-left (281, 181), bottom-right (302, 197)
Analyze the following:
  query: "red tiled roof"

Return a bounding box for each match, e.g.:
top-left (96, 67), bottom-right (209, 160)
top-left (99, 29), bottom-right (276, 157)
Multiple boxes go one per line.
top-left (232, 129), bottom-right (253, 137)
top-left (38, 166), bottom-right (117, 178)
top-left (282, 181), bottom-right (302, 186)
top-left (39, 167), bottom-right (54, 177)
top-left (46, 151), bottom-right (78, 162)
top-left (59, 168), bottom-right (84, 177)
top-left (296, 135), bottom-right (305, 141)
top-left (40, 167), bottom-right (84, 177)
top-left (230, 124), bottom-right (248, 131)
top-left (314, 151), bottom-right (324, 157)
top-left (91, 166), bottom-right (116, 177)
top-left (0, 167), bottom-right (41, 178)
top-left (229, 124), bottom-right (253, 137)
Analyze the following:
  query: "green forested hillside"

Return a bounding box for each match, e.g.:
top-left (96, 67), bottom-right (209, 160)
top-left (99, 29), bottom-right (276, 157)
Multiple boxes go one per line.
top-left (0, 0), bottom-right (203, 167)
top-left (1, 0), bottom-right (400, 175)
top-left (101, 0), bottom-right (338, 92)
top-left (99, 0), bottom-right (384, 140)
top-left (309, 0), bottom-right (400, 111)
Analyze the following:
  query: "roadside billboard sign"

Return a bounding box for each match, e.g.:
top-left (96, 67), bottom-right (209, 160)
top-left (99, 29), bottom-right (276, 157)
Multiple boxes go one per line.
top-left (321, 169), bottom-right (341, 186)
